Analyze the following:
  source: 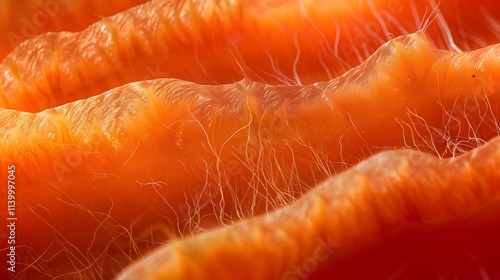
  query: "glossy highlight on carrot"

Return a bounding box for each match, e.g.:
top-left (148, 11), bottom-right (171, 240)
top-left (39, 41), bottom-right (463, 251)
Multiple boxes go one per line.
top-left (0, 0), bottom-right (500, 279)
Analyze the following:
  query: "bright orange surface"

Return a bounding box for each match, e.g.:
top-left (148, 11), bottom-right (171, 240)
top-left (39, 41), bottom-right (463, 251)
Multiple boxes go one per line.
top-left (0, 0), bottom-right (150, 60)
top-left (0, 0), bottom-right (499, 279)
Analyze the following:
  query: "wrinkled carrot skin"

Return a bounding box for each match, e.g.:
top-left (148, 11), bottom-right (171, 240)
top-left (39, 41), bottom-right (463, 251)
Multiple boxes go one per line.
top-left (1, 31), bottom-right (500, 278)
top-left (0, 0), bottom-right (150, 60)
top-left (118, 136), bottom-right (500, 279)
top-left (1, 0), bottom-right (499, 113)
top-left (0, 0), bottom-right (500, 279)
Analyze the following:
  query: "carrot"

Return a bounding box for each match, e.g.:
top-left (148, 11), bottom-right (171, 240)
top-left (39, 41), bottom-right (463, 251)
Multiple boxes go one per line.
top-left (117, 135), bottom-right (500, 279)
top-left (1, 30), bottom-right (500, 278)
top-left (0, 0), bottom-right (151, 61)
top-left (2, 0), bottom-right (499, 113)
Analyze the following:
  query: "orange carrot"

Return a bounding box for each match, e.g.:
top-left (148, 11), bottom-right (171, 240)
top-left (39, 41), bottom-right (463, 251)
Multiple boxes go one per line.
top-left (0, 0), bottom-right (150, 60)
top-left (2, 0), bottom-right (499, 113)
top-left (1, 31), bottom-right (500, 278)
top-left (117, 135), bottom-right (500, 279)
top-left (2, 0), bottom-right (500, 279)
